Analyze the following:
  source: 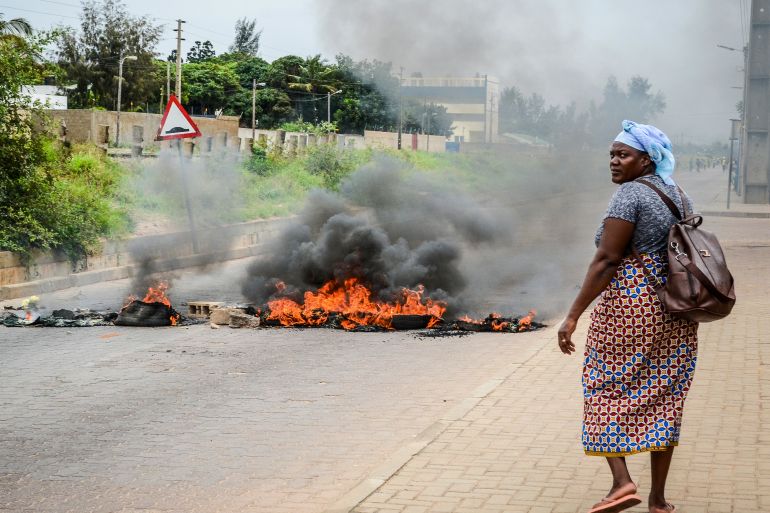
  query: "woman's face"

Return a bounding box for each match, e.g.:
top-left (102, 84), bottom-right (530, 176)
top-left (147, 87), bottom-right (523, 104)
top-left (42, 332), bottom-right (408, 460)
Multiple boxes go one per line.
top-left (609, 142), bottom-right (652, 184)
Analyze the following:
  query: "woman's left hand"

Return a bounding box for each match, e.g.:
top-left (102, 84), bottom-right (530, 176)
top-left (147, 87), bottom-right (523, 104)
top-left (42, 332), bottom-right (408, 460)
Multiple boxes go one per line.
top-left (557, 318), bottom-right (577, 355)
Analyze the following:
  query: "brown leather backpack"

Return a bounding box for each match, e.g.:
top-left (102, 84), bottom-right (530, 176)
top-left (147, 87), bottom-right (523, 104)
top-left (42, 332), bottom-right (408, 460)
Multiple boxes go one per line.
top-left (633, 179), bottom-right (736, 323)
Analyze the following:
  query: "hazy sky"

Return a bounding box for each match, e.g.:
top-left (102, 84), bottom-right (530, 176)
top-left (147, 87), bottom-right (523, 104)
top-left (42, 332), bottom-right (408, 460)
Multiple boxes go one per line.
top-left (7, 0), bottom-right (750, 143)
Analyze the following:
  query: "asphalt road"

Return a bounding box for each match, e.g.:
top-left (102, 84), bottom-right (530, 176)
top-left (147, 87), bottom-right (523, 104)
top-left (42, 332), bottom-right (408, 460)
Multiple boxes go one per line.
top-left (0, 316), bottom-right (548, 513)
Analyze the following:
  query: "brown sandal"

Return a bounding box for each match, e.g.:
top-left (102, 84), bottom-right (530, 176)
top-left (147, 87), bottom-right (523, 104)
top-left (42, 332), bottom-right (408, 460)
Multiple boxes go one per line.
top-left (587, 493), bottom-right (642, 513)
top-left (588, 483), bottom-right (642, 513)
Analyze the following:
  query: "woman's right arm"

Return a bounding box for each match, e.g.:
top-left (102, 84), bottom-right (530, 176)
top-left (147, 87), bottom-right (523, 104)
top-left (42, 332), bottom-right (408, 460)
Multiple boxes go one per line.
top-left (557, 217), bottom-right (635, 355)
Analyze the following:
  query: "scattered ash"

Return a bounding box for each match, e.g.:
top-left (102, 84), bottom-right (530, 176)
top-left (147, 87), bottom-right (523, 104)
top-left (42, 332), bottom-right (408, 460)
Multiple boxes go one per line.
top-left (413, 329), bottom-right (473, 339)
top-left (1, 309), bottom-right (116, 328)
top-left (1, 308), bottom-right (204, 328)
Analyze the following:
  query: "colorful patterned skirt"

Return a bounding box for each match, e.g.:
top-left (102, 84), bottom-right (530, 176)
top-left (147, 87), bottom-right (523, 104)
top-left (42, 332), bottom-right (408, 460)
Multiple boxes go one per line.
top-left (583, 252), bottom-right (699, 457)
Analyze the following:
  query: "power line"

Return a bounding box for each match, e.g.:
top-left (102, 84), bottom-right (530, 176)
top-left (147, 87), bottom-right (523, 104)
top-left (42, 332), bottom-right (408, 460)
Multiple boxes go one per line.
top-left (9, 2), bottom-right (323, 64)
top-left (36, 0), bottom-right (80, 8)
top-left (185, 22), bottom-right (230, 40)
top-left (0, 4), bottom-right (79, 19)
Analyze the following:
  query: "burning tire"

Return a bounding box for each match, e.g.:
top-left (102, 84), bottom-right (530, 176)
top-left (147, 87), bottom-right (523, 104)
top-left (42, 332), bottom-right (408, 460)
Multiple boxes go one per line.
top-left (115, 301), bottom-right (180, 327)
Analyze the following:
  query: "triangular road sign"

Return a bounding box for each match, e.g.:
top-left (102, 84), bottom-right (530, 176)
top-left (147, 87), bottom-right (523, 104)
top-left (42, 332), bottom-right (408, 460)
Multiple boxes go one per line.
top-left (156, 95), bottom-right (202, 141)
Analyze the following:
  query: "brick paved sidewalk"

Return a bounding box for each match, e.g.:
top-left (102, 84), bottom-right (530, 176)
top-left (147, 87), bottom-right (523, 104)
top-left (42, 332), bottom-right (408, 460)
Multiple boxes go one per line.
top-left (347, 242), bottom-right (769, 513)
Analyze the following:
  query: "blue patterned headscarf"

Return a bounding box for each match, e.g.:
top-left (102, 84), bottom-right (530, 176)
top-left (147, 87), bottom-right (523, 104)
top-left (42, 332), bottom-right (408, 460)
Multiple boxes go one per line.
top-left (613, 120), bottom-right (676, 185)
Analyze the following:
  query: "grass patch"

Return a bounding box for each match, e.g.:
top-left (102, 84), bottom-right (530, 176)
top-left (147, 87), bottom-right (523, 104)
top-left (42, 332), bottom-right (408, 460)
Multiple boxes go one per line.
top-left (119, 144), bottom-right (607, 234)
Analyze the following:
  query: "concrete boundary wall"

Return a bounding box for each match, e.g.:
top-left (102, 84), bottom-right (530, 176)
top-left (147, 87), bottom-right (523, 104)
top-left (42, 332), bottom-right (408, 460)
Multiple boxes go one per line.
top-left (362, 130), bottom-right (446, 153)
top-left (47, 110), bottom-right (240, 148)
top-left (0, 218), bottom-right (291, 300)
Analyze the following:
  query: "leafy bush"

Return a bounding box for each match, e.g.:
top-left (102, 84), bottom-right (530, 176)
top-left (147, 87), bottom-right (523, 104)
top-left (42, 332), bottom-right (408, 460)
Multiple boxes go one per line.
top-left (303, 144), bottom-right (366, 190)
top-left (0, 34), bottom-right (131, 263)
top-left (279, 120), bottom-right (338, 135)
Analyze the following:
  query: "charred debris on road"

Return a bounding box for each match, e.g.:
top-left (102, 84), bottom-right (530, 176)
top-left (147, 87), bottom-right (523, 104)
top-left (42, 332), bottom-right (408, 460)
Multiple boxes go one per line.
top-left (2, 292), bottom-right (544, 335)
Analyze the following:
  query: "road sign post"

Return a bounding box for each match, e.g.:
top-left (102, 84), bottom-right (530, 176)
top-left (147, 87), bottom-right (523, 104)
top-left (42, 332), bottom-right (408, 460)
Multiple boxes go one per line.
top-left (156, 95), bottom-right (202, 253)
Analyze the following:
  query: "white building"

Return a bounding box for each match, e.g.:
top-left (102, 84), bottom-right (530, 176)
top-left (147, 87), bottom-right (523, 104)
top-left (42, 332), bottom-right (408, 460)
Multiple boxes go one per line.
top-left (400, 75), bottom-right (499, 143)
top-left (21, 85), bottom-right (67, 110)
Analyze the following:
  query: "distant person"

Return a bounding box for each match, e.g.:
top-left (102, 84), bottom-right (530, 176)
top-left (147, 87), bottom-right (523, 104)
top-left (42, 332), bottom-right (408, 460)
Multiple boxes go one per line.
top-left (722, 157), bottom-right (727, 173)
top-left (688, 158), bottom-right (693, 172)
top-left (558, 120), bottom-right (696, 513)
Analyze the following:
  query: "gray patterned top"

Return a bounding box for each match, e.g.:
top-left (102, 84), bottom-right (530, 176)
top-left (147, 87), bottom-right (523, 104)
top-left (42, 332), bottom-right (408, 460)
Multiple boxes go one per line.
top-left (594, 174), bottom-right (695, 253)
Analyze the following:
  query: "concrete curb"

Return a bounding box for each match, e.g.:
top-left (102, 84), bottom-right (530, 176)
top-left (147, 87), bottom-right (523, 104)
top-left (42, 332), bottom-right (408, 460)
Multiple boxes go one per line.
top-left (0, 243), bottom-right (271, 301)
top-left (322, 327), bottom-right (554, 513)
top-left (702, 210), bottom-right (770, 219)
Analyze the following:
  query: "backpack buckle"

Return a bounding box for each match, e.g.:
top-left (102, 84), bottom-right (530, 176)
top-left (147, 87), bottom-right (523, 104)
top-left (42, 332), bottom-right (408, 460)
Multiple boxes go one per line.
top-left (699, 249), bottom-right (711, 257)
top-left (671, 241), bottom-right (688, 261)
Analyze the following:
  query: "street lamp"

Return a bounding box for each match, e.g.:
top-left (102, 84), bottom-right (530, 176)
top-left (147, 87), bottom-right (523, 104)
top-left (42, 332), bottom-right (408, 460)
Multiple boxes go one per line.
top-left (727, 118), bottom-right (742, 209)
top-left (327, 89), bottom-right (342, 123)
top-left (718, 43), bottom-right (749, 202)
top-left (252, 81), bottom-right (267, 142)
top-left (116, 53), bottom-right (137, 146)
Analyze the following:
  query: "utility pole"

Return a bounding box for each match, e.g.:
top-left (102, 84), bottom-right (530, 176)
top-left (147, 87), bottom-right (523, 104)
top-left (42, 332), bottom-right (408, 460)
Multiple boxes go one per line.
top-left (115, 50), bottom-right (136, 146)
top-left (728, 118), bottom-right (741, 209)
top-left (173, 19), bottom-right (185, 99)
top-left (251, 81), bottom-right (265, 142)
top-left (426, 102), bottom-right (431, 152)
top-left (252, 78), bottom-right (257, 142)
top-left (483, 74), bottom-right (488, 143)
top-left (326, 89), bottom-right (342, 123)
top-left (490, 93), bottom-right (496, 143)
top-left (397, 67), bottom-right (404, 150)
top-left (116, 49), bottom-right (124, 146)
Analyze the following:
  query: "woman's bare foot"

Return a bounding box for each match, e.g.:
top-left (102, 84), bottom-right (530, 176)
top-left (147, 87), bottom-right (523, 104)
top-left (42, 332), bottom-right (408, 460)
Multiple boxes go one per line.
top-left (590, 481), bottom-right (639, 510)
top-left (605, 481), bottom-right (638, 501)
top-left (648, 501), bottom-right (676, 513)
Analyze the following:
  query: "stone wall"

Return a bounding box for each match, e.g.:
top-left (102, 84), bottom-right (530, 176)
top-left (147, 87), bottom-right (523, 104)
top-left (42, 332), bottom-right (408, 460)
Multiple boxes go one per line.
top-left (46, 110), bottom-right (240, 148)
top-left (362, 130), bottom-right (446, 153)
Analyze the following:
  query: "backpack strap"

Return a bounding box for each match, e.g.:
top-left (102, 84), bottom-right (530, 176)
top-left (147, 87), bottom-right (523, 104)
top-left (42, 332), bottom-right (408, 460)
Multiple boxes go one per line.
top-left (675, 250), bottom-right (734, 303)
top-left (676, 185), bottom-right (690, 218)
top-left (636, 178), bottom-right (683, 220)
top-left (631, 248), bottom-right (663, 291)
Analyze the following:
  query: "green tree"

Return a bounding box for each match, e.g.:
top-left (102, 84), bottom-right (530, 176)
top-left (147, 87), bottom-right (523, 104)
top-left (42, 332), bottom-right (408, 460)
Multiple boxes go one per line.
top-left (287, 55), bottom-right (338, 93)
top-left (287, 55), bottom-right (340, 122)
top-left (0, 33), bottom-right (127, 260)
top-left (187, 40), bottom-right (215, 63)
top-left (56, 0), bottom-right (163, 110)
top-left (402, 101), bottom-right (453, 136)
top-left (264, 55), bottom-right (303, 90)
top-left (0, 36), bottom-right (49, 248)
top-left (230, 17), bottom-right (261, 56)
top-left (499, 86), bottom-right (561, 140)
top-left (0, 13), bottom-right (32, 38)
top-left (253, 87), bottom-right (294, 127)
top-left (330, 54), bottom-right (399, 133)
top-left (233, 55), bottom-right (269, 87)
top-left (182, 59), bottom-right (242, 115)
top-left (588, 75), bottom-right (666, 146)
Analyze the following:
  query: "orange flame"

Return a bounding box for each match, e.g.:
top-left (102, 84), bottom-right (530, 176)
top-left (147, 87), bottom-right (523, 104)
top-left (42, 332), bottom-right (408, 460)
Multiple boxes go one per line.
top-left (266, 278), bottom-right (446, 330)
top-left (458, 311), bottom-right (536, 332)
top-left (143, 282), bottom-right (172, 307)
top-left (124, 281), bottom-right (180, 325)
top-left (518, 309), bottom-right (537, 331)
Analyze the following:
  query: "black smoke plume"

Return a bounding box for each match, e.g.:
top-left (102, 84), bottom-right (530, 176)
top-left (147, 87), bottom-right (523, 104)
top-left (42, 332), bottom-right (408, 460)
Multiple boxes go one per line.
top-left (241, 156), bottom-right (509, 315)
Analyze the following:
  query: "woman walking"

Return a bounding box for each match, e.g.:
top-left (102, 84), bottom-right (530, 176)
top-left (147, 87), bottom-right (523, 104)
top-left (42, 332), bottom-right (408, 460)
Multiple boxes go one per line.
top-left (558, 120), bottom-right (698, 513)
